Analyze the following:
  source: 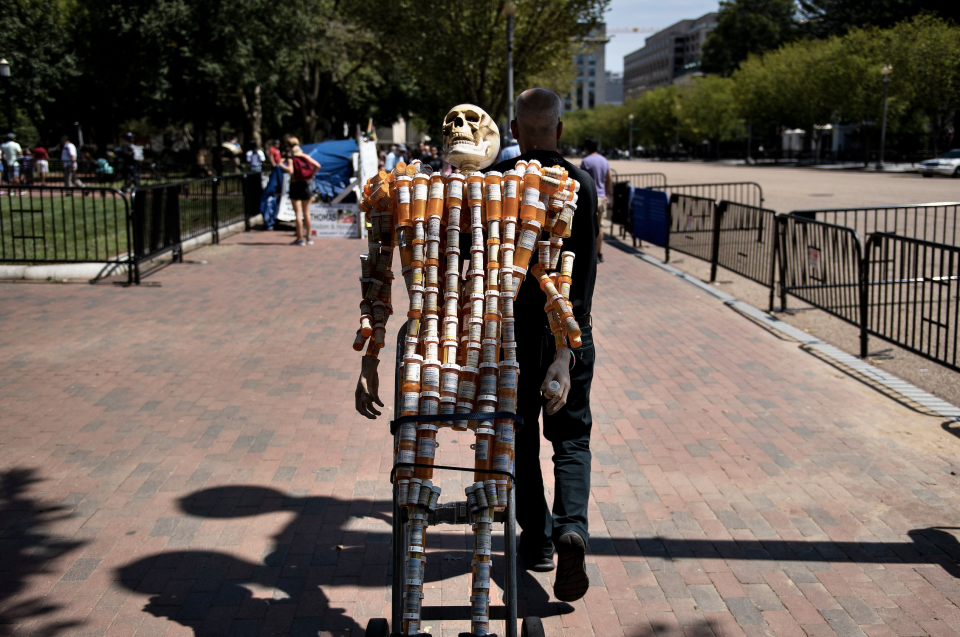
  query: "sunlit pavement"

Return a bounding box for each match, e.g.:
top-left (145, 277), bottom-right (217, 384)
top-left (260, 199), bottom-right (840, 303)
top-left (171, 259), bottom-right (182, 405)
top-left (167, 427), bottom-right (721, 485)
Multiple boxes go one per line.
top-left (1, 228), bottom-right (959, 637)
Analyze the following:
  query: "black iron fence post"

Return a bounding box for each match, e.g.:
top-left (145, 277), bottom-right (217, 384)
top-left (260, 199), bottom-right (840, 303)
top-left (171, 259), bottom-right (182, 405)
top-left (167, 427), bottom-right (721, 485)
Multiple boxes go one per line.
top-left (131, 190), bottom-right (145, 285)
top-left (858, 238), bottom-right (869, 358)
top-left (211, 178), bottom-right (220, 244)
top-left (709, 201), bottom-right (725, 282)
top-left (768, 216), bottom-right (779, 312)
top-left (243, 174), bottom-right (252, 232)
top-left (776, 215), bottom-right (788, 312)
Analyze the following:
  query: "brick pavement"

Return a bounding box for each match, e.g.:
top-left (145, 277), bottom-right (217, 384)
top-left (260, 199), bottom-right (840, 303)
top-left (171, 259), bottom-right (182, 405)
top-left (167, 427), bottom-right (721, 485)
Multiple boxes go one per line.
top-left (2, 230), bottom-right (960, 637)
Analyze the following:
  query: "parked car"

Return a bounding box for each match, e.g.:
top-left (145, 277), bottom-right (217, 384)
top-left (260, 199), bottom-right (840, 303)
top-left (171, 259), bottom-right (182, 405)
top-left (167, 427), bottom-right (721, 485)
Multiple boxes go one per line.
top-left (918, 149), bottom-right (960, 178)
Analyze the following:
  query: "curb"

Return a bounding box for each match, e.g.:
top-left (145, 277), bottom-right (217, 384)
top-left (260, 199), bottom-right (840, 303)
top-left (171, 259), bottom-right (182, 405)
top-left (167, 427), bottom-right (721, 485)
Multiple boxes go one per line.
top-left (0, 215), bottom-right (261, 282)
top-left (606, 236), bottom-right (960, 423)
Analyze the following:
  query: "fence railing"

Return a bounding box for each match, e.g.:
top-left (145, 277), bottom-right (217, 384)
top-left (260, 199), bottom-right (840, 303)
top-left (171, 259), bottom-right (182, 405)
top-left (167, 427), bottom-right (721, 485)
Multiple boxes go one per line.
top-left (611, 172), bottom-right (668, 189)
top-left (130, 173), bottom-right (261, 283)
top-left (863, 233), bottom-right (959, 371)
top-left (789, 203), bottom-right (960, 248)
top-left (656, 182), bottom-right (764, 208)
top-left (0, 187), bottom-right (131, 266)
top-left (1, 173), bottom-right (262, 284)
top-left (777, 215), bottom-right (865, 336)
top-left (667, 194), bottom-right (716, 263)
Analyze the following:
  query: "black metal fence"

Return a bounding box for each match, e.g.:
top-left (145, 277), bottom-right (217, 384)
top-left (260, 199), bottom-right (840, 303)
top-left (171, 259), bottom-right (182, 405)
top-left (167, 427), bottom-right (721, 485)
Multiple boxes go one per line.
top-left (1, 173), bottom-right (262, 284)
top-left (0, 187), bottom-right (131, 265)
top-left (656, 182), bottom-right (764, 208)
top-left (790, 203), bottom-right (960, 247)
top-left (863, 233), bottom-right (959, 371)
top-left (716, 202), bottom-right (779, 290)
top-left (667, 194), bottom-right (715, 263)
top-left (610, 172), bottom-right (668, 189)
top-left (130, 173), bottom-right (262, 282)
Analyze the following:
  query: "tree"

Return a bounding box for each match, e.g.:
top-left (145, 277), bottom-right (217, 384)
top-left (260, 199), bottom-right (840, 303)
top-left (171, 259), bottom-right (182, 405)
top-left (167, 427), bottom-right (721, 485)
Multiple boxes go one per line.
top-left (799, 0), bottom-right (960, 38)
top-left (678, 76), bottom-right (743, 156)
top-left (887, 15), bottom-right (960, 153)
top-left (382, 0), bottom-right (608, 136)
top-left (0, 0), bottom-right (78, 140)
top-left (701, 0), bottom-right (798, 76)
top-left (630, 86), bottom-right (681, 152)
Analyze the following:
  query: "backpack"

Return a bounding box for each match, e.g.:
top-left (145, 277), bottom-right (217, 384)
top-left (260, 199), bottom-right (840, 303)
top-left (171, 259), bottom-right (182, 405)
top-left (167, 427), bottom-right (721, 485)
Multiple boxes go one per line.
top-left (292, 156), bottom-right (314, 182)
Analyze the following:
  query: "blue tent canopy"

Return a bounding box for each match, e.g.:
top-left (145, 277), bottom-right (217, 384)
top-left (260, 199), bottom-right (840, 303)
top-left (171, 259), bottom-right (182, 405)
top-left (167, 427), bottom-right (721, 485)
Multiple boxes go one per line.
top-left (301, 139), bottom-right (358, 200)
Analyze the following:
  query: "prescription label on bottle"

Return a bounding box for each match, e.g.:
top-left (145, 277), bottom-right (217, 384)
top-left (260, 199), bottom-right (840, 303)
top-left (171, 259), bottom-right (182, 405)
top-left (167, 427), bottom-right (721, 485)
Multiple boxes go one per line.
top-left (405, 558), bottom-right (422, 586)
top-left (422, 366), bottom-right (440, 387)
top-left (417, 437), bottom-right (436, 459)
top-left (492, 454), bottom-right (511, 472)
top-left (427, 216), bottom-right (441, 235)
top-left (479, 374), bottom-right (497, 394)
top-left (496, 422), bottom-right (514, 444)
top-left (458, 381), bottom-right (477, 400)
top-left (403, 364), bottom-right (421, 383)
top-left (518, 228), bottom-right (538, 250)
top-left (448, 179), bottom-right (463, 200)
top-left (468, 182), bottom-right (482, 201)
top-left (398, 187), bottom-right (411, 204)
top-left (399, 424), bottom-right (418, 443)
top-left (429, 182), bottom-right (445, 199)
top-left (523, 188), bottom-right (540, 206)
top-left (499, 367), bottom-right (517, 389)
top-left (409, 525), bottom-right (423, 545)
top-left (485, 184), bottom-right (501, 201)
top-left (499, 395), bottom-right (517, 412)
top-left (476, 530), bottom-right (491, 551)
top-left (398, 450), bottom-right (416, 464)
top-left (474, 439), bottom-right (489, 460)
top-left (504, 180), bottom-right (517, 198)
top-left (414, 184), bottom-right (428, 201)
top-left (401, 392), bottom-right (419, 413)
top-left (441, 371), bottom-right (459, 393)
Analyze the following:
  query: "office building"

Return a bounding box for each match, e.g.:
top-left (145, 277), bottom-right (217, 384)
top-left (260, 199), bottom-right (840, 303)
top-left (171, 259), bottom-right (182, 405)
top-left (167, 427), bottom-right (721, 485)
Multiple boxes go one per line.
top-left (623, 13), bottom-right (718, 100)
top-left (564, 24), bottom-right (607, 112)
top-left (606, 71), bottom-right (623, 105)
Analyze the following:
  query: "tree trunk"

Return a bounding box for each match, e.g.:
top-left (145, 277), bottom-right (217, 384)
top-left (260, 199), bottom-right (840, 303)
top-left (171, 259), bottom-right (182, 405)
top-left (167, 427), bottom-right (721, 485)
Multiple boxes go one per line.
top-left (238, 84), bottom-right (263, 149)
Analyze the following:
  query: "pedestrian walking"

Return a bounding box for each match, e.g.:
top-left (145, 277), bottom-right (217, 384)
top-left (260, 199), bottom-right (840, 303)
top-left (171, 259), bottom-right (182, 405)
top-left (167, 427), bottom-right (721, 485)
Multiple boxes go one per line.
top-left (19, 147), bottom-right (33, 184)
top-left (119, 132), bottom-right (141, 192)
top-left (33, 143), bottom-right (48, 185)
top-left (1, 133), bottom-right (22, 187)
top-left (245, 142), bottom-right (265, 173)
top-left (384, 144), bottom-right (399, 172)
top-left (268, 139), bottom-right (282, 168)
top-left (278, 137), bottom-right (320, 246)
top-left (61, 135), bottom-right (82, 187)
top-left (580, 137), bottom-right (611, 263)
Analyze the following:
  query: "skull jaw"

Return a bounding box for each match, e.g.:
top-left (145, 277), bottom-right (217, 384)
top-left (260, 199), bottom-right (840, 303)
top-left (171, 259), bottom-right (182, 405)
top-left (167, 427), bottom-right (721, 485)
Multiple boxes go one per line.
top-left (444, 139), bottom-right (494, 173)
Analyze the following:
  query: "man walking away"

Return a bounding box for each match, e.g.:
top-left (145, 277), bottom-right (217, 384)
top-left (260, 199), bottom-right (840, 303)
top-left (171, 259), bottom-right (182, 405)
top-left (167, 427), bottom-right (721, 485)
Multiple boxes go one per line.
top-left (61, 135), bottom-right (82, 187)
top-left (119, 132), bottom-right (141, 192)
top-left (581, 137), bottom-right (611, 262)
top-left (246, 141), bottom-right (265, 173)
top-left (1, 133), bottom-right (22, 188)
top-left (384, 144), bottom-right (399, 172)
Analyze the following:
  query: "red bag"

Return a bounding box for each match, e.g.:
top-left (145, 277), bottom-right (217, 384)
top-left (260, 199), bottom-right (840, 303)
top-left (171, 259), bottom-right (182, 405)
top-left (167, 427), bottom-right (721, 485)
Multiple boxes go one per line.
top-left (292, 156), bottom-right (315, 182)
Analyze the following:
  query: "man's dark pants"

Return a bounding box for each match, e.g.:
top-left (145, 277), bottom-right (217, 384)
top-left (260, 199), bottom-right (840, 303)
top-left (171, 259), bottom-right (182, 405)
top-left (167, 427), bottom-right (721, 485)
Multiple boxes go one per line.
top-left (514, 321), bottom-right (594, 559)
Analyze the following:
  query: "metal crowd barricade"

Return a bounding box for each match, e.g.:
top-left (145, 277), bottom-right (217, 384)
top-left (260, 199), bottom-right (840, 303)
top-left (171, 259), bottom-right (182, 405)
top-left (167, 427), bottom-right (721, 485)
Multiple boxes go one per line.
top-left (715, 202), bottom-right (779, 310)
top-left (789, 203), bottom-right (960, 248)
top-left (667, 193), bottom-right (716, 263)
top-left (0, 185), bottom-right (134, 283)
top-left (656, 182), bottom-right (764, 208)
top-left (777, 214), bottom-right (866, 352)
top-left (863, 233), bottom-right (959, 372)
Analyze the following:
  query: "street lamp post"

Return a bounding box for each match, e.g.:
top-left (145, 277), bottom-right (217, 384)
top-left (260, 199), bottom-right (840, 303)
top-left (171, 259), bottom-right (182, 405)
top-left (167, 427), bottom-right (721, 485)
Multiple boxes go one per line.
top-left (628, 113), bottom-right (634, 160)
top-left (0, 59), bottom-right (11, 135)
top-left (503, 1), bottom-right (517, 130)
top-left (876, 65), bottom-right (892, 171)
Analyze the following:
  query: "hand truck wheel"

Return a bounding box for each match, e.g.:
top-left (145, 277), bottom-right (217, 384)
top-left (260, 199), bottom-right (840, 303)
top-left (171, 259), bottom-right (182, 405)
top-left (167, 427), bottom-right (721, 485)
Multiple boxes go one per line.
top-left (521, 616), bottom-right (545, 637)
top-left (364, 617), bottom-right (389, 637)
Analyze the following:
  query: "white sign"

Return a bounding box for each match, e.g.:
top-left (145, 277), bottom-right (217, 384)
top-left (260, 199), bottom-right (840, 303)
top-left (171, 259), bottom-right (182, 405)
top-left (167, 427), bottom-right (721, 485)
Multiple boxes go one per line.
top-left (309, 203), bottom-right (360, 238)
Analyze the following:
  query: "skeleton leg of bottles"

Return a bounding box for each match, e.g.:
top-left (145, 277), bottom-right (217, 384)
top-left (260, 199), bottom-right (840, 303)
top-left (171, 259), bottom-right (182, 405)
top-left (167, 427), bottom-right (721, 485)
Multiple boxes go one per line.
top-left (356, 107), bottom-right (581, 637)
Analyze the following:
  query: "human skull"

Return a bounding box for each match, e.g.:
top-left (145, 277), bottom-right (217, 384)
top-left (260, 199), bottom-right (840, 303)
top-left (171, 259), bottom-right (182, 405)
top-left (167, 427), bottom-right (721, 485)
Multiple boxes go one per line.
top-left (442, 104), bottom-right (500, 172)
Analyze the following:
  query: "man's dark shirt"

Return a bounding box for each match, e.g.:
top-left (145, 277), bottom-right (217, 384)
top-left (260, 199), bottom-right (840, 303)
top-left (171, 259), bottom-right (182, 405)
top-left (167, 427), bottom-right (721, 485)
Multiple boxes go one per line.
top-left (475, 149), bottom-right (598, 329)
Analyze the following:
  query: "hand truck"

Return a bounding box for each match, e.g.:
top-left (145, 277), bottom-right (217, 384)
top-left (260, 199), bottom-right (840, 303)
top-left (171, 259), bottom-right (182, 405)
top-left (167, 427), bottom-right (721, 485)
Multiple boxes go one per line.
top-left (363, 326), bottom-right (544, 637)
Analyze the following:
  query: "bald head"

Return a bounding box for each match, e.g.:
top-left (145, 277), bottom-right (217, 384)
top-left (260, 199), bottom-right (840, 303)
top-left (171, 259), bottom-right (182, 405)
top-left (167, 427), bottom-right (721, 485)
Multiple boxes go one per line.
top-left (512, 88), bottom-right (563, 153)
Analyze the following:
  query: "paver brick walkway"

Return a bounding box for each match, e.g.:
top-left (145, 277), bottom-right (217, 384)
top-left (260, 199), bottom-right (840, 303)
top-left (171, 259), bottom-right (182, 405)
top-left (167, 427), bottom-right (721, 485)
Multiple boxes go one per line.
top-left (2, 230), bottom-right (960, 637)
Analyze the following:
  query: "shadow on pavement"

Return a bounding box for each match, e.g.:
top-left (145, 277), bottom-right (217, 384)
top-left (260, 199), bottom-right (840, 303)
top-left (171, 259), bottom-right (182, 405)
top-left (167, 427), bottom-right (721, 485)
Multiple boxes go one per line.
top-left (115, 484), bottom-right (960, 635)
top-left (0, 468), bottom-right (86, 637)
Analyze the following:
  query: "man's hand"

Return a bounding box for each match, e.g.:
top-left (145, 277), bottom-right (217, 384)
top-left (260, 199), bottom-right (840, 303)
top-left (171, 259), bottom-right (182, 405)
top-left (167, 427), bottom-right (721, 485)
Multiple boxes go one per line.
top-left (355, 356), bottom-right (384, 419)
top-left (542, 348), bottom-right (572, 415)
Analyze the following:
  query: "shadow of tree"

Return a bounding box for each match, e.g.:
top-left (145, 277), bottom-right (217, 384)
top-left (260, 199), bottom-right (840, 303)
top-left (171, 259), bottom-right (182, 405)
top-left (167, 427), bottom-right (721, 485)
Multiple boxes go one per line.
top-left (0, 468), bottom-right (86, 637)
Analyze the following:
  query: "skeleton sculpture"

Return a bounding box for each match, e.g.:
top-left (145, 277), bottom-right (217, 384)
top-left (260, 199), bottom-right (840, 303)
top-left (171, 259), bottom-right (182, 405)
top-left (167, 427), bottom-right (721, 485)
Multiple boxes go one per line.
top-left (355, 103), bottom-right (581, 636)
top-left (442, 104), bottom-right (501, 173)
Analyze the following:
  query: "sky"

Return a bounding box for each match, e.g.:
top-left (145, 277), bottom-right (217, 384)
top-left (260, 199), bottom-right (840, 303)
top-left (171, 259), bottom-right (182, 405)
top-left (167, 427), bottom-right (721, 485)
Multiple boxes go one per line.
top-left (604, 0), bottom-right (720, 75)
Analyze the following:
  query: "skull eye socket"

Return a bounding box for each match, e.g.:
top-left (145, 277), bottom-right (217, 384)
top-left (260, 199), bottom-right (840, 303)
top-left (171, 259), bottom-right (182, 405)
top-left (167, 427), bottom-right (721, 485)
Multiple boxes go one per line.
top-left (465, 111), bottom-right (480, 123)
